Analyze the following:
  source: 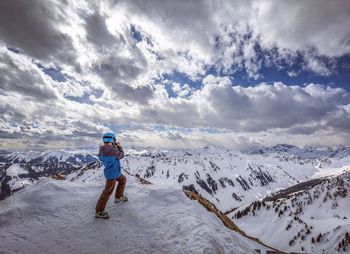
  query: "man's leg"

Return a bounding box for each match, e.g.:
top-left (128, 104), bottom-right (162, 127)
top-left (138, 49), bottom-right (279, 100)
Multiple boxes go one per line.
top-left (96, 179), bottom-right (116, 212)
top-left (115, 175), bottom-right (126, 198)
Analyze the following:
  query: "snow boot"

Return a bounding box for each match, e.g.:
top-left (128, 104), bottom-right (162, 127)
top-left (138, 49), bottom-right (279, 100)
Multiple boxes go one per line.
top-left (114, 196), bottom-right (128, 204)
top-left (95, 211), bottom-right (110, 219)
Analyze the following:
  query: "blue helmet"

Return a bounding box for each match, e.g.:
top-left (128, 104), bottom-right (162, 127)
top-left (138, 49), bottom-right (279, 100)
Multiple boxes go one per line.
top-left (102, 132), bottom-right (116, 143)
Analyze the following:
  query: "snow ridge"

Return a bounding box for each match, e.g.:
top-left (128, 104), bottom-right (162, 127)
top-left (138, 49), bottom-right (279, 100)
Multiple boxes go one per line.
top-left (0, 169), bottom-right (262, 254)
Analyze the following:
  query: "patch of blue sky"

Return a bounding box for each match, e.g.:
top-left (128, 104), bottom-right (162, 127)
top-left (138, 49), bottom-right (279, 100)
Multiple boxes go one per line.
top-left (65, 88), bottom-right (103, 104)
top-left (231, 58), bottom-right (350, 90)
top-left (204, 65), bottom-right (231, 79)
top-left (153, 52), bottom-right (165, 61)
top-left (6, 47), bottom-right (70, 83)
top-left (9, 123), bottom-right (18, 128)
top-left (30, 122), bottom-right (40, 129)
top-left (217, 42), bottom-right (350, 90)
top-left (158, 57), bottom-right (349, 94)
top-left (130, 24), bottom-right (163, 62)
top-left (255, 46), bottom-right (348, 89)
top-left (163, 84), bottom-right (176, 98)
top-left (104, 124), bottom-right (146, 135)
top-left (36, 63), bottom-right (67, 82)
top-left (111, 124), bottom-right (133, 132)
top-left (329, 54), bottom-right (350, 90)
top-left (130, 23), bottom-right (156, 48)
top-left (7, 47), bottom-right (22, 54)
top-left (65, 94), bottom-right (90, 104)
top-left (197, 127), bottom-right (231, 134)
top-left (151, 125), bottom-right (230, 135)
top-left (212, 37), bottom-right (350, 89)
top-left (153, 125), bottom-right (195, 134)
top-left (89, 123), bottom-right (230, 137)
top-left (160, 70), bottom-right (203, 98)
top-left (130, 24), bottom-right (142, 42)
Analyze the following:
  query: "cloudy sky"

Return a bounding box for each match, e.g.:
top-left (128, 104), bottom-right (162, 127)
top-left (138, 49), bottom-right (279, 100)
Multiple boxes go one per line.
top-left (0, 0), bottom-right (350, 151)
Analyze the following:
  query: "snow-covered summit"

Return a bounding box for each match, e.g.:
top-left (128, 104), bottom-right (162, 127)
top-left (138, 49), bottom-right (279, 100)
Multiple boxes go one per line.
top-left (0, 170), bottom-right (263, 254)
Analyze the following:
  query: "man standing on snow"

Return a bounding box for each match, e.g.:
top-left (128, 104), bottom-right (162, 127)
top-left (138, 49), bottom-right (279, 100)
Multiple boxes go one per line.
top-left (95, 132), bottom-right (128, 219)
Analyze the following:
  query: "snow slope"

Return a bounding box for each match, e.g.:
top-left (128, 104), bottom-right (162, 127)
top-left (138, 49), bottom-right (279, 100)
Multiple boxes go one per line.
top-left (6, 164), bottom-right (27, 177)
top-left (230, 170), bottom-right (350, 253)
top-left (123, 146), bottom-right (350, 212)
top-left (0, 170), bottom-right (264, 254)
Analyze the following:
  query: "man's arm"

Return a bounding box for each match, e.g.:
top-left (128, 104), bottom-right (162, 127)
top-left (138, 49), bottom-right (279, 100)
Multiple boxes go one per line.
top-left (114, 145), bottom-right (124, 159)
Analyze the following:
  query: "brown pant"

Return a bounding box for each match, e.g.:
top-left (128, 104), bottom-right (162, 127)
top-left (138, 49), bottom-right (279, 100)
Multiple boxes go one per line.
top-left (95, 175), bottom-right (126, 212)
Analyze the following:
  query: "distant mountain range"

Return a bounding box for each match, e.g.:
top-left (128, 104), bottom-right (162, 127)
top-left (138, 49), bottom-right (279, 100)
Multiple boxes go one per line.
top-left (0, 149), bottom-right (98, 200)
top-left (1, 144), bottom-right (349, 204)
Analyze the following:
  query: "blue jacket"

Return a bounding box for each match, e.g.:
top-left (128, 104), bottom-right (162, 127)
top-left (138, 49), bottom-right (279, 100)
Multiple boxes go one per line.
top-left (98, 145), bottom-right (124, 179)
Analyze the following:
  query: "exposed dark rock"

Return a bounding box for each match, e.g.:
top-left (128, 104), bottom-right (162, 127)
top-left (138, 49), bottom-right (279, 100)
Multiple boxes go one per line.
top-left (144, 163), bottom-right (156, 178)
top-left (178, 172), bottom-right (189, 183)
top-left (232, 192), bottom-right (242, 202)
top-left (218, 177), bottom-right (235, 188)
top-left (182, 184), bottom-right (198, 194)
top-left (195, 171), bottom-right (213, 195)
top-left (236, 176), bottom-right (250, 191)
top-left (206, 173), bottom-right (218, 194)
top-left (209, 161), bottom-right (220, 172)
